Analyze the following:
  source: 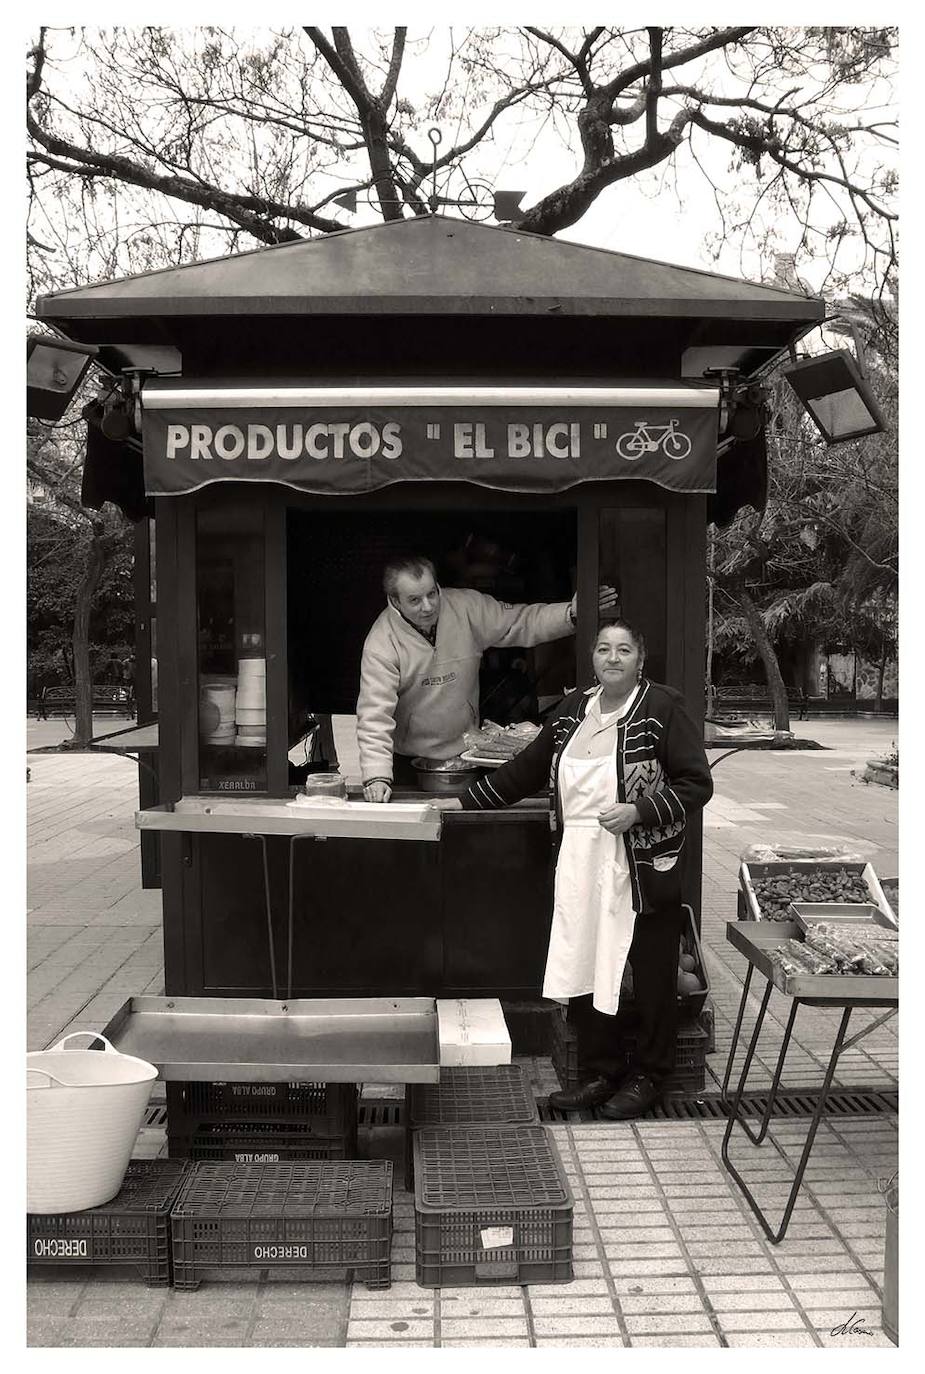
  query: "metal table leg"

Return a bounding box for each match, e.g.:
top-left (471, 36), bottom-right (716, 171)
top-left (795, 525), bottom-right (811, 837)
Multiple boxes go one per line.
top-left (721, 984), bottom-right (853, 1244)
top-left (737, 997), bottom-right (800, 1147)
top-left (288, 834), bottom-right (321, 1002)
top-left (248, 832), bottom-right (318, 1004)
top-left (721, 963), bottom-right (754, 1105)
top-left (246, 833), bottom-right (279, 1001)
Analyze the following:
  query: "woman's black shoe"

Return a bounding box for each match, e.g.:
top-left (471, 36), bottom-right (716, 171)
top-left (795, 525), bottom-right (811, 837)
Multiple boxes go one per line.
top-left (598, 1073), bottom-right (660, 1120)
top-left (548, 1076), bottom-right (615, 1111)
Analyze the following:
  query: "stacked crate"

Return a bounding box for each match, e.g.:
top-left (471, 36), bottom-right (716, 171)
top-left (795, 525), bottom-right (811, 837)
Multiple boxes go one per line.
top-left (413, 1125), bottom-right (573, 1286)
top-left (169, 1159), bottom-right (394, 1290)
top-left (404, 1064), bottom-right (538, 1190)
top-left (27, 1160), bottom-right (189, 1286)
top-left (551, 1011), bottom-right (709, 1098)
top-left (165, 1080), bottom-right (358, 1162)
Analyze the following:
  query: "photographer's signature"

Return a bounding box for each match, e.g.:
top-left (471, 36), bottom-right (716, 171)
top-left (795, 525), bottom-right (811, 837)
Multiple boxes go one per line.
top-left (830, 1312), bottom-right (875, 1337)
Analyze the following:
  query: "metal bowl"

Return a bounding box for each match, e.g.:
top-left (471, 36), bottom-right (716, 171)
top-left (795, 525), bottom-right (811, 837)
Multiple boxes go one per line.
top-left (411, 756), bottom-right (481, 793)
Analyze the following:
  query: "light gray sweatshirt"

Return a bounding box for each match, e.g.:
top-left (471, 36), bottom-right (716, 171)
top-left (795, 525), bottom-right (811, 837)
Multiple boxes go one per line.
top-left (356, 588), bottom-right (573, 782)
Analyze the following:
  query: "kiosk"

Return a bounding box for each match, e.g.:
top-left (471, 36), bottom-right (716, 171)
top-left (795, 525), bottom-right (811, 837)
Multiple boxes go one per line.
top-left (36, 216), bottom-right (824, 1030)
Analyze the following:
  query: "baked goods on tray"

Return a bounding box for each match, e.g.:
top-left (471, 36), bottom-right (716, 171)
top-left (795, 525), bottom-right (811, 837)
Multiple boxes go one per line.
top-left (463, 720), bottom-right (542, 761)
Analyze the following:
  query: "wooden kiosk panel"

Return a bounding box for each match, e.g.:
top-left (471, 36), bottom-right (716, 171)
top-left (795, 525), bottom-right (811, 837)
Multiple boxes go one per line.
top-left (193, 832), bottom-right (443, 996)
top-left (440, 809), bottom-right (554, 997)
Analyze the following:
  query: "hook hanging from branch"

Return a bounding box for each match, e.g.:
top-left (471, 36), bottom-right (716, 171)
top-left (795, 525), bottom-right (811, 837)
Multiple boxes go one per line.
top-left (427, 127), bottom-right (442, 214)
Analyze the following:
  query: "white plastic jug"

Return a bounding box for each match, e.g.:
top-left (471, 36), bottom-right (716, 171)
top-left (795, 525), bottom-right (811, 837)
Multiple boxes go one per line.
top-left (27, 1031), bottom-right (158, 1213)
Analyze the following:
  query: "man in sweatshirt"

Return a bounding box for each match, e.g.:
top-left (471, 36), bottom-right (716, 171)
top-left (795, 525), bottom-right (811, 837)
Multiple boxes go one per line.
top-left (358, 554), bottom-right (617, 801)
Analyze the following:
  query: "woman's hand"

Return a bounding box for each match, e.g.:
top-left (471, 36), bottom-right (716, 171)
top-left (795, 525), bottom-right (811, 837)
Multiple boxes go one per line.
top-left (598, 802), bottom-right (641, 835)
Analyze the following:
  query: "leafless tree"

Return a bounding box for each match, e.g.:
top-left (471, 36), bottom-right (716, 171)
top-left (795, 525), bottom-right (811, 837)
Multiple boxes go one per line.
top-left (27, 26), bottom-right (898, 295)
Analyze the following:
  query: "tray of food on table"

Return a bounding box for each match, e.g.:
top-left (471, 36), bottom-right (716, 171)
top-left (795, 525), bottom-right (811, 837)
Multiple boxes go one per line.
top-left (738, 858), bottom-right (896, 927)
top-left (460, 720), bottom-right (542, 768)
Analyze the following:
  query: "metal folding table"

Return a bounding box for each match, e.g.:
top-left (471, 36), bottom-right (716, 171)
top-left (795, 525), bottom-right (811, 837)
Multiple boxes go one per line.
top-left (720, 920), bottom-right (897, 1243)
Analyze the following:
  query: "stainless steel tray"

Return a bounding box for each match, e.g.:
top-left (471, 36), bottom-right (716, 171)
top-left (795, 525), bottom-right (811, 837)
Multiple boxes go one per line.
top-left (726, 921), bottom-right (898, 1006)
top-left (136, 796), bottom-right (441, 841)
top-left (102, 996), bottom-right (441, 1082)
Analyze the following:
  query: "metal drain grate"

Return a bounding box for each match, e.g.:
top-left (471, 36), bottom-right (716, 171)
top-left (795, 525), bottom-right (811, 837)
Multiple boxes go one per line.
top-left (358, 1101), bottom-right (404, 1128)
top-left (539, 1087), bottom-right (898, 1123)
top-left (146, 1089), bottom-right (897, 1132)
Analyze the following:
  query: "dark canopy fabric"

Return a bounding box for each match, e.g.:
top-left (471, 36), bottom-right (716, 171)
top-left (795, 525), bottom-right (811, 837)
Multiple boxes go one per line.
top-left (141, 398), bottom-right (719, 497)
top-left (80, 400), bottom-right (148, 523)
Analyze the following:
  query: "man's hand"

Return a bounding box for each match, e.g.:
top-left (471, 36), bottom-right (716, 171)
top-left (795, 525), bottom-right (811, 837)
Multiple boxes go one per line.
top-left (598, 802), bottom-right (640, 835)
top-left (568, 585), bottom-right (620, 623)
top-left (363, 781), bottom-right (392, 804)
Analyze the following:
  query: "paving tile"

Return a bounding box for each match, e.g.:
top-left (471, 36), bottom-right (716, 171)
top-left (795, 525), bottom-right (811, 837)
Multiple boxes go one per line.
top-left (348, 1299), bottom-right (435, 1319)
top-left (344, 1319), bottom-right (436, 1340)
top-left (619, 1292), bottom-right (707, 1314)
top-left (527, 1280), bottom-right (610, 1298)
top-left (784, 1271), bottom-right (878, 1291)
top-left (724, 1332), bottom-right (819, 1347)
top-left (691, 1258), bottom-right (776, 1276)
top-left (773, 1254), bottom-right (866, 1274)
top-left (596, 1226), bottom-right (675, 1244)
top-left (624, 1311), bottom-right (715, 1334)
top-left (602, 1241), bottom-right (683, 1259)
top-left (532, 1316), bottom-right (623, 1337)
top-left (57, 1316), bottom-right (161, 1346)
top-left (797, 1287), bottom-right (878, 1308)
top-left (440, 1319), bottom-right (529, 1338)
top-left (439, 1298), bottom-right (526, 1317)
top-left (707, 1290), bottom-right (802, 1312)
top-left (607, 1260), bottom-right (691, 1277)
top-left (529, 1297), bottom-right (615, 1317)
top-left (804, 1307), bottom-right (884, 1330)
top-left (815, 1329), bottom-right (893, 1347)
top-left (630, 1334), bottom-right (722, 1347)
top-left (684, 1240), bottom-right (771, 1258)
top-left (26, 1317), bottom-right (69, 1347)
top-left (348, 1338), bottom-right (434, 1347)
top-left (716, 1309), bottom-right (810, 1332)
top-left (442, 1339), bottom-right (532, 1348)
top-left (535, 1336), bottom-right (626, 1348)
top-left (350, 1280), bottom-right (433, 1303)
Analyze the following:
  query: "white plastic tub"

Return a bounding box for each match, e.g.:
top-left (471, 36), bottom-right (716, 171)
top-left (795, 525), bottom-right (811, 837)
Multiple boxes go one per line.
top-left (27, 1031), bottom-right (158, 1213)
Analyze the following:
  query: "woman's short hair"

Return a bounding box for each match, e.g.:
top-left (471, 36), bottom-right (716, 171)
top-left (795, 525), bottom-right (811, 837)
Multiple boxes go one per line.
top-left (596, 618), bottom-right (646, 660)
top-left (383, 554), bottom-right (436, 599)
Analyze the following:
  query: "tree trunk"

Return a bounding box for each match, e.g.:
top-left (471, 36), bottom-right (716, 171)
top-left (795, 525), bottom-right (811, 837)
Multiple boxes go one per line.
top-left (736, 588), bottom-right (791, 731)
top-left (69, 524), bottom-right (109, 746)
top-left (876, 644), bottom-right (887, 715)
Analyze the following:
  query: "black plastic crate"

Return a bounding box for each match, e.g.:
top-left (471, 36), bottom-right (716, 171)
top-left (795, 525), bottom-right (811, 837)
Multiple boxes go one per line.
top-left (170, 1160), bottom-right (393, 1290)
top-left (551, 1012), bottom-right (707, 1097)
top-left (168, 1120), bottom-right (355, 1163)
top-left (405, 1065), bottom-right (539, 1191)
top-left (413, 1126), bottom-right (573, 1287)
top-left (27, 1160), bottom-right (189, 1287)
top-left (550, 1007), bottom-right (585, 1091)
top-left (166, 1081), bottom-right (358, 1142)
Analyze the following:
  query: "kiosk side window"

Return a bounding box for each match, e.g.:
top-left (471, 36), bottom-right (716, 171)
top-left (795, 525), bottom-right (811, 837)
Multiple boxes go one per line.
top-left (195, 501), bottom-right (268, 792)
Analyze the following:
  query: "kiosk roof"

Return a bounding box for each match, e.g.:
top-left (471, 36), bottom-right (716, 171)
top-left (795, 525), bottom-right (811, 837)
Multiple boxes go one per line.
top-left (37, 214), bottom-right (823, 324)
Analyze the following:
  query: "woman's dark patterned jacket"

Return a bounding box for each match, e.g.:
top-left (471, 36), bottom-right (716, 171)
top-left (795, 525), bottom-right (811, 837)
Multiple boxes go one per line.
top-left (460, 680), bottom-right (713, 914)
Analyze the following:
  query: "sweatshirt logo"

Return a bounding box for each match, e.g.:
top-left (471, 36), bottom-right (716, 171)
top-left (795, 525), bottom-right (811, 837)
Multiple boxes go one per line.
top-left (421, 671), bottom-right (458, 687)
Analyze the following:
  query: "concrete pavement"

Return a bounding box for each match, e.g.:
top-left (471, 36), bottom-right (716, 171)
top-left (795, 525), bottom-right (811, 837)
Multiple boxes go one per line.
top-left (26, 716), bottom-right (899, 1348)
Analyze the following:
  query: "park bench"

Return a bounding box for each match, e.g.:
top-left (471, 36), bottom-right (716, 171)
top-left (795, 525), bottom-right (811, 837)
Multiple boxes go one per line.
top-left (711, 684), bottom-right (810, 720)
top-left (38, 682), bottom-right (135, 720)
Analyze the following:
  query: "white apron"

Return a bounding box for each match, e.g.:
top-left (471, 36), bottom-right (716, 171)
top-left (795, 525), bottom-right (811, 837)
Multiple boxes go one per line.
top-left (542, 708), bottom-right (637, 1016)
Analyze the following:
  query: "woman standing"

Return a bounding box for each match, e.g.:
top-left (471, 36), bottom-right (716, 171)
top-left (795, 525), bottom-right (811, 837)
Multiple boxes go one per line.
top-left (460, 621), bottom-right (713, 1120)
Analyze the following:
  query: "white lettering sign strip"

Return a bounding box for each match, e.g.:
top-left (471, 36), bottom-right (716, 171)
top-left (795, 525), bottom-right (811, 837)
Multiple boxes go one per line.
top-left (143, 396), bottom-right (718, 496)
